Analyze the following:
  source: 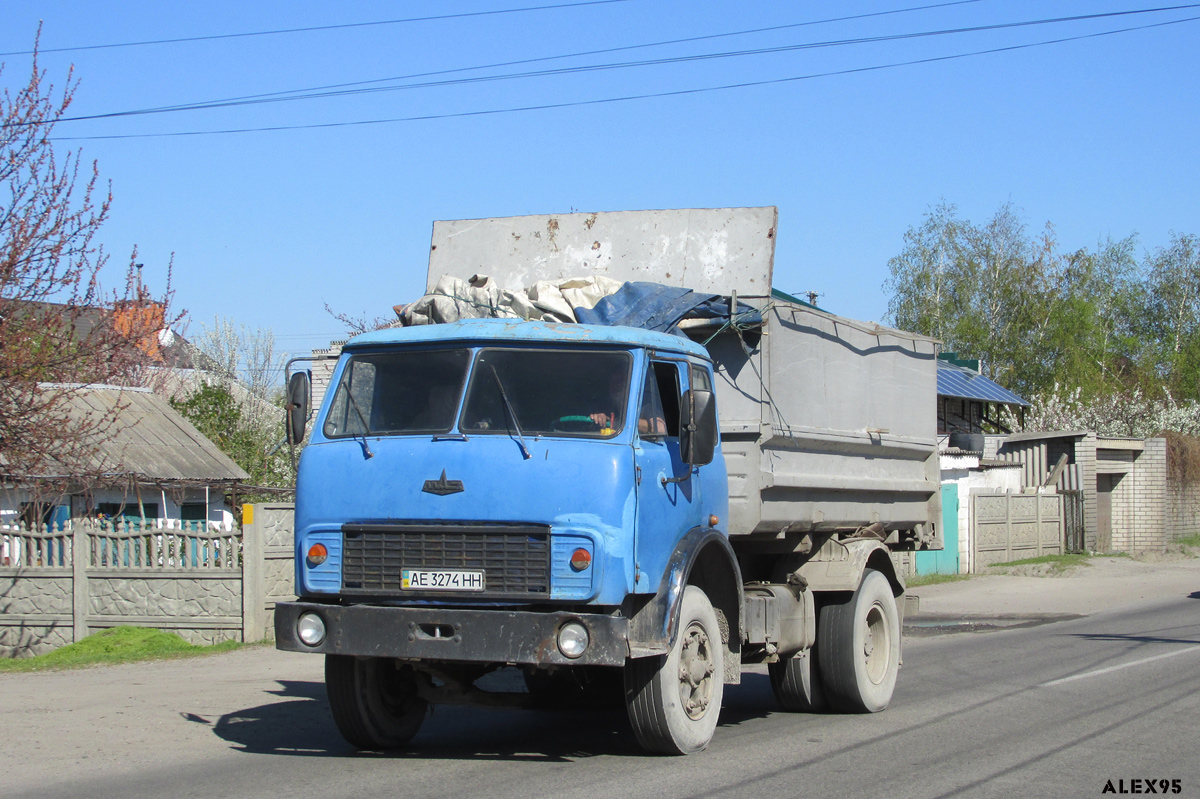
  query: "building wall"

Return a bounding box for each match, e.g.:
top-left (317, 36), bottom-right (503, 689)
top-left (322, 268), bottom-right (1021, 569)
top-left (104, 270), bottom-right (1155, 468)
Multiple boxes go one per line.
top-left (940, 465), bottom-right (1023, 573)
top-left (1158, 437), bottom-right (1200, 543)
top-left (1103, 441), bottom-right (1168, 552)
top-left (1165, 476), bottom-right (1200, 541)
top-left (1, 486), bottom-right (233, 531)
top-left (309, 342), bottom-right (346, 417)
top-left (1078, 434), bottom-right (1099, 551)
top-left (991, 433), bottom-right (1182, 554)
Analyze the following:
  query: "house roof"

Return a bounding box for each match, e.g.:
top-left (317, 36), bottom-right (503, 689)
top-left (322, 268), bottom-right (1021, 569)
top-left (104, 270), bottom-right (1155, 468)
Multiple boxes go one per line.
top-left (2, 299), bottom-right (203, 369)
top-left (2, 385), bottom-right (249, 483)
top-left (1003, 430), bottom-right (1089, 443)
top-left (937, 361), bottom-right (1030, 407)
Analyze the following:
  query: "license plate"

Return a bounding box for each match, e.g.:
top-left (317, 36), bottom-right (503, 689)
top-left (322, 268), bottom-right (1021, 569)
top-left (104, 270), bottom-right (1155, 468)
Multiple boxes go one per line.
top-left (401, 569), bottom-right (485, 591)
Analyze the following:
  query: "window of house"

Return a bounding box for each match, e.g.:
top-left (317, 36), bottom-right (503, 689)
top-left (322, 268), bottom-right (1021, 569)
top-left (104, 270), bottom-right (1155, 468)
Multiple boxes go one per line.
top-left (180, 503), bottom-right (208, 522)
top-left (97, 503), bottom-right (159, 520)
top-left (18, 502), bottom-right (67, 530)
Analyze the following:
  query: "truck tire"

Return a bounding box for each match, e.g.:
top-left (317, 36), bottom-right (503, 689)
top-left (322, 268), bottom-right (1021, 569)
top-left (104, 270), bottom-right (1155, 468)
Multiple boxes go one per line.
top-left (816, 569), bottom-right (900, 713)
top-left (624, 585), bottom-right (724, 754)
top-left (325, 655), bottom-right (428, 749)
top-left (768, 647), bottom-right (827, 712)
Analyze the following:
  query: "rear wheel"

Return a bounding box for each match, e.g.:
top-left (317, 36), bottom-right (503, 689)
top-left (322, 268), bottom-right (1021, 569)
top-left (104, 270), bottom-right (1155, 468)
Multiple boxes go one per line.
top-left (817, 569), bottom-right (900, 713)
top-left (325, 655), bottom-right (428, 749)
top-left (768, 647), bottom-right (827, 712)
top-left (624, 585), bottom-right (724, 754)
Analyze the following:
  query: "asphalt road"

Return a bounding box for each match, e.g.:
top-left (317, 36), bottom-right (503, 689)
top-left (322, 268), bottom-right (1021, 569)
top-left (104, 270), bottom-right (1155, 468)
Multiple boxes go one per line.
top-left (5, 594), bottom-right (1199, 799)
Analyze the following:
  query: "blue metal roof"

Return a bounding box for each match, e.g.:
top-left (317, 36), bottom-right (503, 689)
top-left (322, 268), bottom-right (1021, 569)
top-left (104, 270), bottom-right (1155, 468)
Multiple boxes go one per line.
top-left (344, 318), bottom-right (710, 359)
top-left (937, 361), bottom-right (1030, 407)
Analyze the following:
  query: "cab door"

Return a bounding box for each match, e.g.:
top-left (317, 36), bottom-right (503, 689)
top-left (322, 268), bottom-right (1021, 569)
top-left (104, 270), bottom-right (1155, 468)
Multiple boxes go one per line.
top-left (632, 358), bottom-right (697, 592)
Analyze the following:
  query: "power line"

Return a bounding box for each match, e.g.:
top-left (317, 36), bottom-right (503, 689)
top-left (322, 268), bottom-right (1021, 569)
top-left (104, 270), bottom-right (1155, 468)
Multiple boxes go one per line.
top-left (0, 0), bottom-right (633, 57)
top-left (34, 3), bottom-right (1200, 127)
top-left (52, 14), bottom-right (1200, 142)
top-left (74, 0), bottom-right (988, 117)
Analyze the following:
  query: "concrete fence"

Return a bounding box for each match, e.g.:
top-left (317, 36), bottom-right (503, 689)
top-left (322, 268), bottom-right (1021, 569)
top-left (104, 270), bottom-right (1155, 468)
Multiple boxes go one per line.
top-left (971, 490), bottom-right (1064, 570)
top-left (0, 503), bottom-right (295, 657)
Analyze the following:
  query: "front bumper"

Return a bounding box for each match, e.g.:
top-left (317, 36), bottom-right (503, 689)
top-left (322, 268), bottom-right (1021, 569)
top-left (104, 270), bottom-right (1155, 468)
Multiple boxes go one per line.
top-left (274, 601), bottom-right (630, 667)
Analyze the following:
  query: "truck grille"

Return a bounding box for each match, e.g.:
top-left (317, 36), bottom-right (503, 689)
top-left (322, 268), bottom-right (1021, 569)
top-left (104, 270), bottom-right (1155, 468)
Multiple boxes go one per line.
top-left (340, 522), bottom-right (551, 598)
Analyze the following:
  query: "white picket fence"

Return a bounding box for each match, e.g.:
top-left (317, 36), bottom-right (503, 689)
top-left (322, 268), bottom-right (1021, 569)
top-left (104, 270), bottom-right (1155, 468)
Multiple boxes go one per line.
top-left (0, 519), bottom-right (238, 570)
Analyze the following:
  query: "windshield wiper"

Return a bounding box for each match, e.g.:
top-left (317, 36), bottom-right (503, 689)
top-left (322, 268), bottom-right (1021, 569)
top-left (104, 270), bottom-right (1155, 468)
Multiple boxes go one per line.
top-left (490, 365), bottom-right (531, 460)
top-left (344, 388), bottom-right (375, 459)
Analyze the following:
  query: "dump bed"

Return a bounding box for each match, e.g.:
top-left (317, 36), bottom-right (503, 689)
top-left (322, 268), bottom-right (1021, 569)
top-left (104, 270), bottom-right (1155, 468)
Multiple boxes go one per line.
top-left (427, 207), bottom-right (941, 548)
top-left (706, 299), bottom-right (939, 543)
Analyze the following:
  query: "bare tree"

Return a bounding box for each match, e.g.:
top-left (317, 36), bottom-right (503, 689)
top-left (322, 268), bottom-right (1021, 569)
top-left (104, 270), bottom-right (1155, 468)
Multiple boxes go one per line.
top-left (0, 43), bottom-right (175, 481)
top-left (192, 317), bottom-right (285, 396)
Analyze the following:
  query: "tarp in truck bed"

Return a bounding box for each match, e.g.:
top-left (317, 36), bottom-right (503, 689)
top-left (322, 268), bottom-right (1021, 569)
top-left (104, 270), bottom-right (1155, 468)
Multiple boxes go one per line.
top-left (398, 274), bottom-right (762, 338)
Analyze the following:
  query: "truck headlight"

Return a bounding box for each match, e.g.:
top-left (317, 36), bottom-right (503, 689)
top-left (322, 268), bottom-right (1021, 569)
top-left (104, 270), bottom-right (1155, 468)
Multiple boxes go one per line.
top-left (557, 621), bottom-right (589, 658)
top-left (297, 612), bottom-right (326, 646)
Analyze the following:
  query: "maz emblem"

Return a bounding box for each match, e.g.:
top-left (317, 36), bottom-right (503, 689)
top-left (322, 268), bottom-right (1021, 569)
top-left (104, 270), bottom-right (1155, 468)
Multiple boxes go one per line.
top-left (422, 469), bottom-right (464, 496)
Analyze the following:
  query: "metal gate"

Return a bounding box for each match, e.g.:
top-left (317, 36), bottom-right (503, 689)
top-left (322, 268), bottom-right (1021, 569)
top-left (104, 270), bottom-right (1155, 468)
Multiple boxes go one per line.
top-left (916, 484), bottom-right (960, 575)
top-left (1060, 490), bottom-right (1086, 553)
top-left (971, 491), bottom-right (1064, 570)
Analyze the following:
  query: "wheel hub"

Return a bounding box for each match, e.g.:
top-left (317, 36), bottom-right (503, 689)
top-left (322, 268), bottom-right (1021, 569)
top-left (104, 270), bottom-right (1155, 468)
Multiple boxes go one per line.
top-left (863, 602), bottom-right (890, 685)
top-left (677, 621), bottom-right (716, 720)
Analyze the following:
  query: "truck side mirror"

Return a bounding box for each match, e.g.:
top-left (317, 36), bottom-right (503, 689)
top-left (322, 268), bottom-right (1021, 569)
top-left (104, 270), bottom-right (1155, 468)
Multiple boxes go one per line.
top-left (286, 371), bottom-right (311, 446)
top-left (680, 388), bottom-right (718, 466)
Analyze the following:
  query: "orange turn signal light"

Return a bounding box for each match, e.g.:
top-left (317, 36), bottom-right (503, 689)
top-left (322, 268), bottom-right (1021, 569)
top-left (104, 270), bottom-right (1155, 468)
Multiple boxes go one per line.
top-left (306, 543), bottom-right (328, 567)
top-left (569, 548), bottom-right (592, 572)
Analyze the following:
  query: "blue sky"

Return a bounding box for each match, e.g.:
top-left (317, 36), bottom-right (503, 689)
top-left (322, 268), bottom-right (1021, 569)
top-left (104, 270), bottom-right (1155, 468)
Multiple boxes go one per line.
top-left (3, 1), bottom-right (1197, 358)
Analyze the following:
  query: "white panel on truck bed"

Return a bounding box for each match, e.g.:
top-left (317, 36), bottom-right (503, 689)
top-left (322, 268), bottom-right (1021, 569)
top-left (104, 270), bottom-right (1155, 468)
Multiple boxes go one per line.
top-left (427, 207), bottom-right (778, 297)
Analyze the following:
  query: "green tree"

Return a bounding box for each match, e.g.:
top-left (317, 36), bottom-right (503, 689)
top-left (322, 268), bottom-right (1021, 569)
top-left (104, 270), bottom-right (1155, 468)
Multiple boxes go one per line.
top-left (884, 202), bottom-right (1148, 400)
top-left (883, 201), bottom-right (962, 345)
top-left (1048, 236), bottom-right (1144, 396)
top-left (1140, 233), bottom-right (1200, 399)
top-left (884, 202), bottom-right (1063, 396)
top-left (170, 383), bottom-right (291, 490)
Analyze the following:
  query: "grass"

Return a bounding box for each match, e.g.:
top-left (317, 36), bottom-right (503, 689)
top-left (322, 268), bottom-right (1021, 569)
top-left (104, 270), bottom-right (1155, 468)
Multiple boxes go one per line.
top-left (989, 553), bottom-right (1099, 573)
top-left (0, 626), bottom-right (244, 673)
top-left (988, 554), bottom-right (1094, 566)
top-left (907, 573), bottom-right (971, 587)
top-left (1177, 534), bottom-right (1200, 548)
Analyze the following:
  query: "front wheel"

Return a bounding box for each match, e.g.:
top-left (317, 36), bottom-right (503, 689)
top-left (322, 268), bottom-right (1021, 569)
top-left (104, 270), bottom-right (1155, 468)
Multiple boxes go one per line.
top-left (817, 568), bottom-right (901, 713)
top-left (624, 585), bottom-right (725, 754)
top-left (325, 655), bottom-right (428, 749)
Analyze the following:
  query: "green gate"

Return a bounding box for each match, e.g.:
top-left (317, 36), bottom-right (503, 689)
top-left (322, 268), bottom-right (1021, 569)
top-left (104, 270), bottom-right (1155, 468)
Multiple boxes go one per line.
top-left (915, 484), bottom-right (960, 575)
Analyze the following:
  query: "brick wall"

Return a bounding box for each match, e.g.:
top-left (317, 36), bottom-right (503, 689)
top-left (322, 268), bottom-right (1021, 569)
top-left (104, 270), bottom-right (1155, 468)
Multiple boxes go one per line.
top-left (1165, 436), bottom-right (1200, 542)
top-left (1107, 440), bottom-right (1167, 552)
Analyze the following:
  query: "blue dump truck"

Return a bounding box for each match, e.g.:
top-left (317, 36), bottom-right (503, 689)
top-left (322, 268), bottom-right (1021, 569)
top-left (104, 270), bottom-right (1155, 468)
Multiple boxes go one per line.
top-left (275, 208), bottom-right (941, 754)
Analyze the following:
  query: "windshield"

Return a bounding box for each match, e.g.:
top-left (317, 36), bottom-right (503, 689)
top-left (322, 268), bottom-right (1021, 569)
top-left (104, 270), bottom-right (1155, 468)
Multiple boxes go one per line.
top-left (461, 349), bottom-right (631, 438)
top-left (323, 349), bottom-right (470, 438)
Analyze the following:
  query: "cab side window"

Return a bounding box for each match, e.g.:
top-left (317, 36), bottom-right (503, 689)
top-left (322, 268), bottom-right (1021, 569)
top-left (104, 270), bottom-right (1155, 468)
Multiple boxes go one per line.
top-left (641, 361), bottom-right (680, 438)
